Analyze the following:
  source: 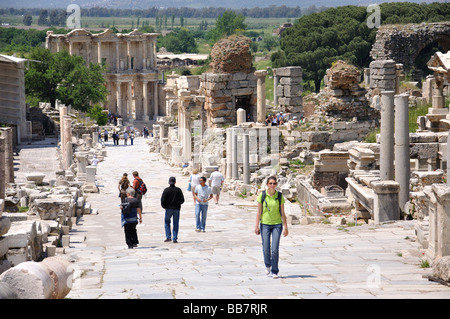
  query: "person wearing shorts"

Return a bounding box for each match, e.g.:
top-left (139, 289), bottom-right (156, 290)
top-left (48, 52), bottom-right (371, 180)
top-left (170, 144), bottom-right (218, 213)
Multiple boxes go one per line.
top-left (209, 167), bottom-right (224, 204)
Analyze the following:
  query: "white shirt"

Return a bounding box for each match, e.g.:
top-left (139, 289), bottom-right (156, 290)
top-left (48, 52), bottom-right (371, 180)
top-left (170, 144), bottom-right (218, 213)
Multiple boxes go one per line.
top-left (194, 184), bottom-right (212, 205)
top-left (209, 171), bottom-right (224, 187)
top-left (190, 174), bottom-right (201, 187)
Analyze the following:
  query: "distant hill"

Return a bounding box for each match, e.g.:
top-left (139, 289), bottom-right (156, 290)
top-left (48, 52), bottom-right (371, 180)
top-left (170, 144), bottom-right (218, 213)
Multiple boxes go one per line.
top-left (0, 0), bottom-right (443, 9)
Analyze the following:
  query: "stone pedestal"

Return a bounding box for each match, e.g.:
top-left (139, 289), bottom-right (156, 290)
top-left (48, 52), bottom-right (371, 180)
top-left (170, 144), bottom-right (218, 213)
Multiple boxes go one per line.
top-left (75, 152), bottom-right (88, 182)
top-left (83, 166), bottom-right (99, 193)
top-left (372, 180), bottom-right (400, 224)
top-left (237, 108), bottom-right (246, 125)
top-left (430, 184), bottom-right (450, 259)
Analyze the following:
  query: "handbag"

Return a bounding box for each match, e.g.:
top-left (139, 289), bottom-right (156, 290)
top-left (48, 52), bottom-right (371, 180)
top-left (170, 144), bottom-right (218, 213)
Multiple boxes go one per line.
top-left (187, 182), bottom-right (191, 191)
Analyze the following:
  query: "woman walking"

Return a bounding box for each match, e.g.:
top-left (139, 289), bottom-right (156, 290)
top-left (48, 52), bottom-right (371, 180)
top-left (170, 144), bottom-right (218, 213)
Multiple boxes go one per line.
top-left (118, 173), bottom-right (130, 202)
top-left (189, 169), bottom-right (201, 201)
top-left (255, 176), bottom-right (288, 278)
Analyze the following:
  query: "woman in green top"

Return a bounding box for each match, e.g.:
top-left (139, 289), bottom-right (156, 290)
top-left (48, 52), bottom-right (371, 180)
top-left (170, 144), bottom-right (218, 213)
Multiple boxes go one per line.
top-left (255, 176), bottom-right (288, 278)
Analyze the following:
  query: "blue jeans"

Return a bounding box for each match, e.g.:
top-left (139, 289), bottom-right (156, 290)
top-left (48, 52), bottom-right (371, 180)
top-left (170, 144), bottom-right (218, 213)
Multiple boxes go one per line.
top-left (164, 209), bottom-right (180, 241)
top-left (195, 204), bottom-right (208, 231)
top-left (260, 223), bottom-right (283, 275)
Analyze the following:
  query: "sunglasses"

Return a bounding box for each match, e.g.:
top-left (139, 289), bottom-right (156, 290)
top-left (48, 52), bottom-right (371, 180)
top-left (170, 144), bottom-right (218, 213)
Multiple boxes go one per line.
top-left (268, 182), bottom-right (277, 185)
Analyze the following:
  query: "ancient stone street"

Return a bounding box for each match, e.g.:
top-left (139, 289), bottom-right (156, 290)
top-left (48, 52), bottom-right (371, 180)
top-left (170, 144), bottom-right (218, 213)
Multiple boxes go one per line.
top-left (65, 137), bottom-right (450, 299)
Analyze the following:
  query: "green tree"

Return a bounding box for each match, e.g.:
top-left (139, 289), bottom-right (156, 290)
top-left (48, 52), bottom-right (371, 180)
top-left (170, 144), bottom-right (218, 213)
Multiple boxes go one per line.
top-left (25, 47), bottom-right (108, 112)
top-left (23, 15), bottom-right (32, 26)
top-left (158, 28), bottom-right (198, 53)
top-left (208, 10), bottom-right (247, 43)
top-left (88, 104), bottom-right (108, 126)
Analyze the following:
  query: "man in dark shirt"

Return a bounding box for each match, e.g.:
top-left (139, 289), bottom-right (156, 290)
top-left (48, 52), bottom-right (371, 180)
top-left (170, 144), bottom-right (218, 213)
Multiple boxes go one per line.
top-left (161, 176), bottom-right (185, 243)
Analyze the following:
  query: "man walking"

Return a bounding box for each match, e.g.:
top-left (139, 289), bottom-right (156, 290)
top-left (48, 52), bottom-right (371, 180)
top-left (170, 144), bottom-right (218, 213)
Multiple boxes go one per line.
top-left (161, 177), bottom-right (185, 243)
top-left (209, 167), bottom-right (224, 204)
top-left (194, 176), bottom-right (213, 232)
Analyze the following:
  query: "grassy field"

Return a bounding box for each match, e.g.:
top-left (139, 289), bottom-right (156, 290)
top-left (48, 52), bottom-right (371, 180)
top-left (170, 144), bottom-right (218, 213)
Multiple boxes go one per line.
top-left (0, 14), bottom-right (290, 34)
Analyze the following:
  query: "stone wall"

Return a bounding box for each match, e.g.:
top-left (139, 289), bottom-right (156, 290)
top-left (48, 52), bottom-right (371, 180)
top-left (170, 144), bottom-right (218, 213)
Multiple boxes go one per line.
top-left (200, 72), bottom-right (257, 127)
top-left (273, 66), bottom-right (303, 116)
top-left (370, 22), bottom-right (450, 71)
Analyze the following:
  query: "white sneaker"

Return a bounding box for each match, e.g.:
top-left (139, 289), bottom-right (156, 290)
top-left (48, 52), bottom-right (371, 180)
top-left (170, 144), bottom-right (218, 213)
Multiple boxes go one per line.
top-left (265, 267), bottom-right (271, 275)
top-left (272, 273), bottom-right (279, 279)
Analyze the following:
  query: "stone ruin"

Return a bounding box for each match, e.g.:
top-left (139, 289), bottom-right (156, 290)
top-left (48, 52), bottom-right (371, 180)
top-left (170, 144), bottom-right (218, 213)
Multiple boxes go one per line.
top-left (149, 49), bottom-right (450, 284)
top-left (0, 101), bottom-right (108, 298)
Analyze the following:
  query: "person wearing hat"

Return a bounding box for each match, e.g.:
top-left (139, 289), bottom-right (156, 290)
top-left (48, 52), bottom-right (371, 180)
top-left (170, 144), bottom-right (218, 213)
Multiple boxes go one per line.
top-left (160, 176), bottom-right (185, 243)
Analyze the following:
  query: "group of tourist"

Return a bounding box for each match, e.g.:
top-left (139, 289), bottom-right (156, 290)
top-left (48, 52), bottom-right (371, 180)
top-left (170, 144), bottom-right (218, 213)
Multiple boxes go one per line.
top-left (101, 128), bottom-right (136, 146)
top-left (118, 166), bottom-right (289, 278)
top-left (108, 112), bottom-right (121, 126)
top-left (265, 112), bottom-right (285, 126)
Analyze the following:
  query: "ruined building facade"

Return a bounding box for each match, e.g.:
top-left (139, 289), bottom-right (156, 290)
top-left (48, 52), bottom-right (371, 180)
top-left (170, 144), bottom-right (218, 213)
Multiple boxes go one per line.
top-left (46, 29), bottom-right (161, 122)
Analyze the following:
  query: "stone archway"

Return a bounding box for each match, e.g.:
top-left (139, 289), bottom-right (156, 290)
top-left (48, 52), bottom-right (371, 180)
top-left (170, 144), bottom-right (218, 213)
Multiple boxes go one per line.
top-left (370, 22), bottom-right (450, 71)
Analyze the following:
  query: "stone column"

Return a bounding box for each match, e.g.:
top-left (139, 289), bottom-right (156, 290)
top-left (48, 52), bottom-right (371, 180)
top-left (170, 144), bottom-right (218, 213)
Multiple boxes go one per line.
top-left (380, 90), bottom-right (395, 181)
top-left (394, 93), bottom-right (410, 212)
top-left (117, 82), bottom-right (123, 117)
top-left (97, 41), bottom-right (102, 64)
top-left (128, 81), bottom-right (133, 119)
top-left (115, 41), bottom-right (120, 71)
top-left (153, 81), bottom-right (159, 120)
top-left (226, 128), bottom-right (233, 180)
top-left (255, 70), bottom-right (267, 124)
top-left (232, 130), bottom-right (239, 180)
top-left (243, 134), bottom-right (250, 184)
top-left (273, 68), bottom-right (279, 107)
top-left (0, 128), bottom-right (14, 183)
top-left (143, 80), bottom-right (149, 121)
top-left (0, 137), bottom-right (5, 199)
top-left (59, 105), bottom-right (67, 166)
top-left (372, 180), bottom-right (400, 224)
top-left (63, 116), bottom-right (73, 170)
top-left (127, 40), bottom-right (131, 70)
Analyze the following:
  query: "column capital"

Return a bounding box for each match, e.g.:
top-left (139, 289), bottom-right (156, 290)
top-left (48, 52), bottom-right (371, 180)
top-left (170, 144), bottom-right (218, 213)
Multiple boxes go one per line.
top-left (255, 70), bottom-right (268, 77)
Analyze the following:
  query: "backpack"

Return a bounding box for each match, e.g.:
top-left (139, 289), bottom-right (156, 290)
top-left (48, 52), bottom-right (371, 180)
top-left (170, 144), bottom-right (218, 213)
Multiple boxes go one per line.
top-left (136, 177), bottom-right (148, 195)
top-left (261, 190), bottom-right (282, 216)
top-left (121, 201), bottom-right (131, 214)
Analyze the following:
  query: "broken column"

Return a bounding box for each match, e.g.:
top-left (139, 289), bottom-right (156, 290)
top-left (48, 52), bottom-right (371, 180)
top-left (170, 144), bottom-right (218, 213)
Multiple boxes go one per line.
top-left (255, 70), bottom-right (267, 124)
top-left (0, 128), bottom-right (14, 184)
top-left (59, 105), bottom-right (67, 166)
top-left (380, 90), bottom-right (395, 181)
top-left (237, 108), bottom-right (246, 125)
top-left (394, 93), bottom-right (410, 212)
top-left (372, 180), bottom-right (400, 224)
top-left (63, 116), bottom-right (73, 170)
